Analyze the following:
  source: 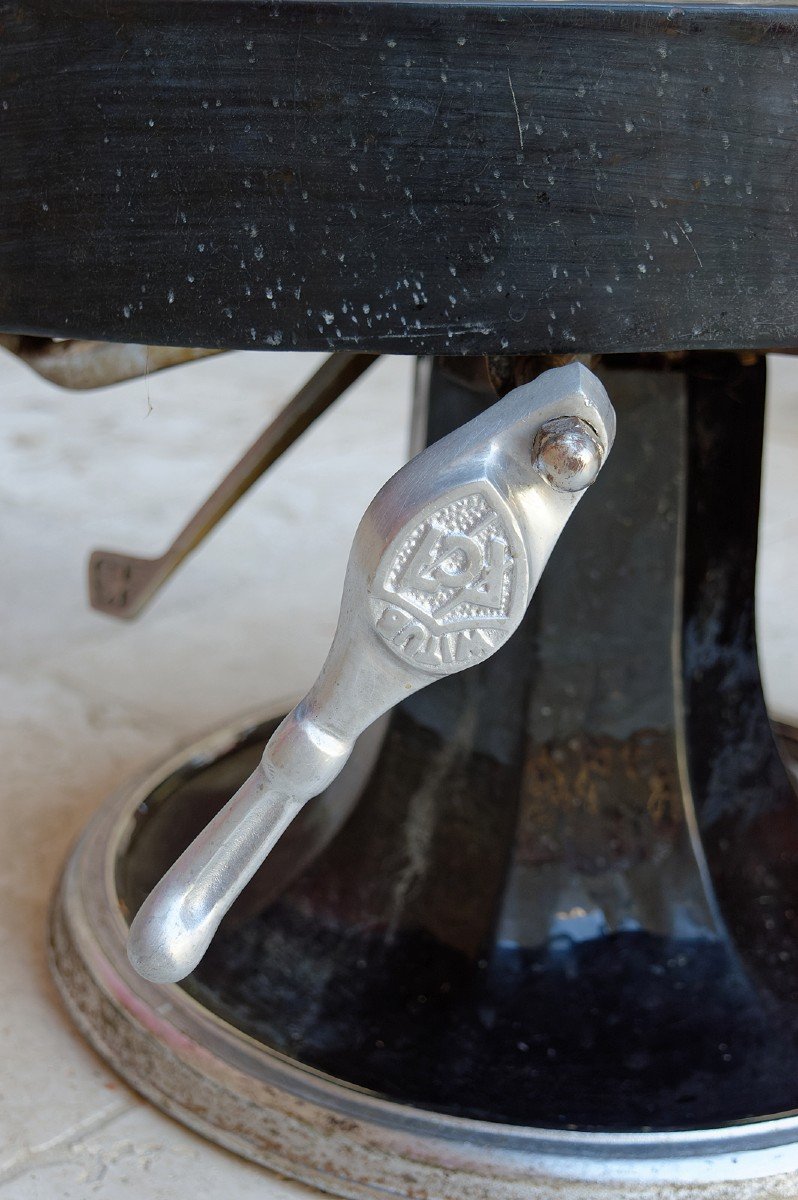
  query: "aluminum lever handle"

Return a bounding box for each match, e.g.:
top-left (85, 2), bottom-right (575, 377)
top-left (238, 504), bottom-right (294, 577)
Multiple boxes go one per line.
top-left (128, 362), bottom-right (616, 983)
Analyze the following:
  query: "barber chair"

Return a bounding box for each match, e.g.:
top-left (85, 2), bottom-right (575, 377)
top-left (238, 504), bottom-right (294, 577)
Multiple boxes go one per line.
top-left (2, 1), bottom-right (798, 1196)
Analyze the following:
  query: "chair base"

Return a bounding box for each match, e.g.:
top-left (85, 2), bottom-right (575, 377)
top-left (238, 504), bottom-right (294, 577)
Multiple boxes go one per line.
top-left (49, 706), bottom-right (798, 1200)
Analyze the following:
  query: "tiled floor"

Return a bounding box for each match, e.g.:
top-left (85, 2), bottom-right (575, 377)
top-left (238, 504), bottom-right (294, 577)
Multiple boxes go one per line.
top-left (0, 350), bottom-right (795, 1197)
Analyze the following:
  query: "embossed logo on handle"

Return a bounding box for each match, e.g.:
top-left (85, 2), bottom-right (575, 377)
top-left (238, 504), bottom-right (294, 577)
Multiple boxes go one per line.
top-left (369, 487), bottom-right (527, 675)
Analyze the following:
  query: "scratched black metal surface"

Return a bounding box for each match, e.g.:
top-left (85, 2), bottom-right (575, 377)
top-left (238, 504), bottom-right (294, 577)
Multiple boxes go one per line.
top-left (1, 2), bottom-right (797, 353)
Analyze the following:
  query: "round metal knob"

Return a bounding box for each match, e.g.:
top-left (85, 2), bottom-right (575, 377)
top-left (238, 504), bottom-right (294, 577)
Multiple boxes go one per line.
top-left (533, 415), bottom-right (604, 492)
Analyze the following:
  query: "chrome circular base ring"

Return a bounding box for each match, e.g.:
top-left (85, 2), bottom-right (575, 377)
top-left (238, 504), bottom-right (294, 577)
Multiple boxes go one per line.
top-left (49, 708), bottom-right (798, 1200)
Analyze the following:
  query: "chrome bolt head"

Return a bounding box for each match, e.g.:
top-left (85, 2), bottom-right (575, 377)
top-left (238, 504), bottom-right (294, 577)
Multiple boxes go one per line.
top-left (533, 416), bottom-right (604, 492)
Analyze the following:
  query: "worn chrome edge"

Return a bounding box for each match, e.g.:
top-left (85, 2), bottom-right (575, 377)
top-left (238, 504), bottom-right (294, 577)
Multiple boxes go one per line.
top-left (49, 709), bottom-right (798, 1198)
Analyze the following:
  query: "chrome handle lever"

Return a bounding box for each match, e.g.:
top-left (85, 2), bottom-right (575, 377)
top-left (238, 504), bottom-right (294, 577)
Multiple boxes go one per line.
top-left (127, 362), bottom-right (616, 983)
